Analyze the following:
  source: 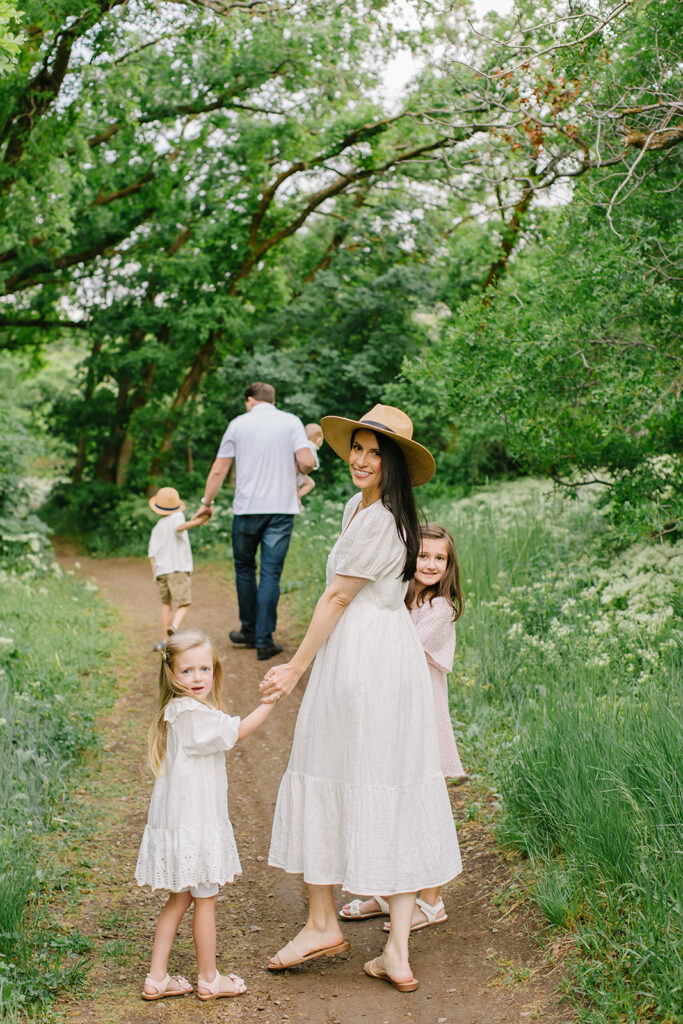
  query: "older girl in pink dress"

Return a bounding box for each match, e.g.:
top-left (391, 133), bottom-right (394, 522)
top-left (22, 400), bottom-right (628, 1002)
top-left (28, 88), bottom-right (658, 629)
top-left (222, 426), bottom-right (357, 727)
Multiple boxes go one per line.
top-left (407, 523), bottom-right (466, 784)
top-left (340, 522), bottom-right (466, 932)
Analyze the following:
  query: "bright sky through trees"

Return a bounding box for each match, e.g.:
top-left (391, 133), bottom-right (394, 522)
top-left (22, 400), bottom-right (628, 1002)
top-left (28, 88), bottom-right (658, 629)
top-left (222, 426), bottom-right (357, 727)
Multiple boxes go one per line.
top-left (383, 0), bottom-right (514, 97)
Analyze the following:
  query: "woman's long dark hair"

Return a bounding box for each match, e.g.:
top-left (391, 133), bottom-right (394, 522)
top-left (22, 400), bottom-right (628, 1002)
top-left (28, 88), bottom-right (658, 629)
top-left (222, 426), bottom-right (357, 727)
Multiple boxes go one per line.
top-left (352, 428), bottom-right (420, 581)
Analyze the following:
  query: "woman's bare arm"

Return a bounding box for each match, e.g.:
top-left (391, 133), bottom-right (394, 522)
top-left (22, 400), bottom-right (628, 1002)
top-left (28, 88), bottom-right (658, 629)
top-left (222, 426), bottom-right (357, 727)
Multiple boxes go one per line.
top-left (259, 573), bottom-right (367, 702)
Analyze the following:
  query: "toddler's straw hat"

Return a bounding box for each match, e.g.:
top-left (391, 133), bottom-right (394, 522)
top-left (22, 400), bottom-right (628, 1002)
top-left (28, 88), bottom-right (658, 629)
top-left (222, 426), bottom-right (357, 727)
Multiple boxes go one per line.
top-left (321, 404), bottom-right (435, 486)
top-left (149, 486), bottom-right (185, 516)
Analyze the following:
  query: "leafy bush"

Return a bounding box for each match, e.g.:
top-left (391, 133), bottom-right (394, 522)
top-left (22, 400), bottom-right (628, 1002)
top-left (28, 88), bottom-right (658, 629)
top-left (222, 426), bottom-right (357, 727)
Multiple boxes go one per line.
top-left (0, 354), bottom-right (62, 575)
top-left (434, 483), bottom-right (682, 1023)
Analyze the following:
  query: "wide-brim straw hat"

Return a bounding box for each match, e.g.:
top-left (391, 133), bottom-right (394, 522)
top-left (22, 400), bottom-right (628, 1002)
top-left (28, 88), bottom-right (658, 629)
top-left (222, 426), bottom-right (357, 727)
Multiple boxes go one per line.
top-left (149, 486), bottom-right (185, 516)
top-left (321, 404), bottom-right (435, 486)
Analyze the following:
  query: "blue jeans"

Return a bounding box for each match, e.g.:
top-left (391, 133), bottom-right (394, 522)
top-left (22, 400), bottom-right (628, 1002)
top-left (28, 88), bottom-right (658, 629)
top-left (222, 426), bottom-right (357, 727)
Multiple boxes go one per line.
top-left (231, 513), bottom-right (294, 648)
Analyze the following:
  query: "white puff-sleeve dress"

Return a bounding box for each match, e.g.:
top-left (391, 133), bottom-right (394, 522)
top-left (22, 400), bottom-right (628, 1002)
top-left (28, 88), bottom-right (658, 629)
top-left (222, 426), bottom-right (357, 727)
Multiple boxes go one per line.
top-left (268, 493), bottom-right (462, 896)
top-left (409, 597), bottom-right (466, 779)
top-left (135, 697), bottom-right (242, 892)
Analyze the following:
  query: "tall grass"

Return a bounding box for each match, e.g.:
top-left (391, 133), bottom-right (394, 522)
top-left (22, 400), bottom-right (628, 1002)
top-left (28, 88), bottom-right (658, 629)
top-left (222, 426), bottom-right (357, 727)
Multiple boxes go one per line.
top-left (430, 483), bottom-right (683, 1022)
top-left (0, 564), bottom-right (113, 1019)
top-left (281, 479), bottom-right (683, 1023)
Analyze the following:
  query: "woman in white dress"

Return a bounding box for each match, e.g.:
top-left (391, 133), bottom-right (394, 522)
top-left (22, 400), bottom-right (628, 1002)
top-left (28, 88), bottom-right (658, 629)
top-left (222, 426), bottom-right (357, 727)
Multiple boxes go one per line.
top-left (260, 405), bottom-right (462, 992)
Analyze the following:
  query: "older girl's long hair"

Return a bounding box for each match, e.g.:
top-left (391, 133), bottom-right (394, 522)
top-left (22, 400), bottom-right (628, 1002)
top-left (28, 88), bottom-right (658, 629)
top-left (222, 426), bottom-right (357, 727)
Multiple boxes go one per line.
top-left (405, 523), bottom-right (464, 621)
top-left (148, 629), bottom-right (226, 776)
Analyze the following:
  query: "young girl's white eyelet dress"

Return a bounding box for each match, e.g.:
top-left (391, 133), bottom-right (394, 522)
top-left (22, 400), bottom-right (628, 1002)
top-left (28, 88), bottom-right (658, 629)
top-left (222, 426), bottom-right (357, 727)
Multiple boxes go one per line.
top-left (136, 697), bottom-right (241, 892)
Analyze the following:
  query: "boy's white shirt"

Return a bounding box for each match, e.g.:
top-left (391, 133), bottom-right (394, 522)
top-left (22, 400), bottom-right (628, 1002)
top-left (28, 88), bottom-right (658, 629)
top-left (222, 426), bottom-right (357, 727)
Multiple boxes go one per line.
top-left (148, 511), bottom-right (193, 576)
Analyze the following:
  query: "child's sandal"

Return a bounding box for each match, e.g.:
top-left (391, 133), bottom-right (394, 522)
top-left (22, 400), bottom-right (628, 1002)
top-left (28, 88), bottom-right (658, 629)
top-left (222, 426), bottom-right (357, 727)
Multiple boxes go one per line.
top-left (141, 973), bottom-right (193, 1000)
top-left (197, 971), bottom-right (246, 1000)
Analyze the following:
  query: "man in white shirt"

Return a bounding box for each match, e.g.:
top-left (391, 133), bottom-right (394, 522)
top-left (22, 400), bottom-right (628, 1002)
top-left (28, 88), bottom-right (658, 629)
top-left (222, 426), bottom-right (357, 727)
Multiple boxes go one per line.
top-left (196, 382), bottom-right (315, 660)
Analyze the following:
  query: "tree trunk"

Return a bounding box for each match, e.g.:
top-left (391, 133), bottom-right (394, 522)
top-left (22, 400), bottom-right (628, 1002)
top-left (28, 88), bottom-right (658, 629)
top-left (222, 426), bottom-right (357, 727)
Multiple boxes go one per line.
top-left (482, 183), bottom-right (535, 293)
top-left (94, 373), bottom-right (131, 483)
top-left (114, 361), bottom-right (158, 486)
top-left (71, 338), bottom-right (102, 485)
top-left (148, 327), bottom-right (221, 482)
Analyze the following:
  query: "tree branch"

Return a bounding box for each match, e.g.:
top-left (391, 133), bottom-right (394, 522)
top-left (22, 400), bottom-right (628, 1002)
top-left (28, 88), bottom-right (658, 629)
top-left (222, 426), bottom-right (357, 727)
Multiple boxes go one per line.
top-left (0, 0), bottom-right (127, 183)
top-left (3, 208), bottom-right (157, 293)
top-left (247, 114), bottom-right (405, 249)
top-left (550, 474), bottom-right (614, 489)
top-left (623, 124), bottom-right (683, 151)
top-left (488, 1), bottom-right (634, 81)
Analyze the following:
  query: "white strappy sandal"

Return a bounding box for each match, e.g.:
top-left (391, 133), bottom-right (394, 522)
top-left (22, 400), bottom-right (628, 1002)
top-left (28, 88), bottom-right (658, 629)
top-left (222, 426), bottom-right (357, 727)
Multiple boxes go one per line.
top-left (382, 896), bottom-right (448, 932)
top-left (339, 895), bottom-right (390, 920)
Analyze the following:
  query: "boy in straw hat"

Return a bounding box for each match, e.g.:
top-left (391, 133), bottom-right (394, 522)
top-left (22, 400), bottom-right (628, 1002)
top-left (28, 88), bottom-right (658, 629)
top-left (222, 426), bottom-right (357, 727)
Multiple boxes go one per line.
top-left (148, 486), bottom-right (206, 651)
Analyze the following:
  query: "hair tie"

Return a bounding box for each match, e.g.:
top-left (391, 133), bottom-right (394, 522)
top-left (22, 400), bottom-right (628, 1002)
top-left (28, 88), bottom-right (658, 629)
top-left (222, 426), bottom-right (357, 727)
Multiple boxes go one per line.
top-left (158, 646), bottom-right (168, 662)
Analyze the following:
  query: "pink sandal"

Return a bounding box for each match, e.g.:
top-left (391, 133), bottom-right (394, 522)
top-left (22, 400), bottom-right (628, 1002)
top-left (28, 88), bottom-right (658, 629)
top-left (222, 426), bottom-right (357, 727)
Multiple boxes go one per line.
top-left (141, 973), bottom-right (193, 1000)
top-left (197, 970), bottom-right (247, 1000)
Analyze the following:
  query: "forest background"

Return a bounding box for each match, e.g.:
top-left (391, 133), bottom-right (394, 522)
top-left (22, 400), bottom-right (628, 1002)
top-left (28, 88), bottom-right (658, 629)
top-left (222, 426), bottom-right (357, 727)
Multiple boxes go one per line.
top-left (0, 0), bottom-right (681, 1021)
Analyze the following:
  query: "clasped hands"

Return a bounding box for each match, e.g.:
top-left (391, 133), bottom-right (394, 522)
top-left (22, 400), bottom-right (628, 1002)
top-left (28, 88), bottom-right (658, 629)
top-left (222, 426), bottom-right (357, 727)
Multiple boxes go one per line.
top-left (260, 662), bottom-right (300, 704)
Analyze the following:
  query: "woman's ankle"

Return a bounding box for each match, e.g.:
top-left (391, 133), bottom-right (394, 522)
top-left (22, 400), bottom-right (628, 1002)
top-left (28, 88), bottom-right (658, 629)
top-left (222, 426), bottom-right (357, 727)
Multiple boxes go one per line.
top-left (418, 887), bottom-right (441, 907)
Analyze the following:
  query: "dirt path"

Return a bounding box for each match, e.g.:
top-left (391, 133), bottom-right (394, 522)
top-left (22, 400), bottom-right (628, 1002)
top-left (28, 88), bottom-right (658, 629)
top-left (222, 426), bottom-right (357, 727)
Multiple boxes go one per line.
top-left (53, 554), bottom-right (571, 1024)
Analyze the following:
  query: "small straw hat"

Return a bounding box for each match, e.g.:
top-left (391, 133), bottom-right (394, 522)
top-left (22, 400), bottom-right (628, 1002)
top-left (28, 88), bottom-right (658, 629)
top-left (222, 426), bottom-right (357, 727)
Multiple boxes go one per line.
top-left (149, 486), bottom-right (185, 516)
top-left (321, 404), bottom-right (435, 486)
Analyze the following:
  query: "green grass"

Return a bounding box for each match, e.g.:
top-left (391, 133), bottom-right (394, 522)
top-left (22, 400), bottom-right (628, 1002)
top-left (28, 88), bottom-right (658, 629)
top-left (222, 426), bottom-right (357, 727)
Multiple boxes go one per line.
top-left (0, 561), bottom-right (115, 1020)
top-left (279, 479), bottom-right (683, 1024)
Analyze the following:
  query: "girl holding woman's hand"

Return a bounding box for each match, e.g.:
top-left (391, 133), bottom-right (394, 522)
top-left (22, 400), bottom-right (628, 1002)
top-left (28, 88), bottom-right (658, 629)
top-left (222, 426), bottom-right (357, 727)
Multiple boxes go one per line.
top-left (260, 405), bottom-right (462, 992)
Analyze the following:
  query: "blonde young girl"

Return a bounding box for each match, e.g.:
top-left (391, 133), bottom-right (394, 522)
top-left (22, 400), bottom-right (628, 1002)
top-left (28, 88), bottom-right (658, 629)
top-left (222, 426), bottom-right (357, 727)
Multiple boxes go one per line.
top-left (135, 629), bottom-right (275, 1001)
top-left (339, 523), bottom-right (465, 932)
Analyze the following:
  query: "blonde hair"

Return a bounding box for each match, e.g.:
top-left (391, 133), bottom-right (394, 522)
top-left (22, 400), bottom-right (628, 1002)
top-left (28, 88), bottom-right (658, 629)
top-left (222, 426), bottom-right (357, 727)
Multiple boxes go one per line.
top-left (305, 422), bottom-right (323, 445)
top-left (148, 629), bottom-right (226, 776)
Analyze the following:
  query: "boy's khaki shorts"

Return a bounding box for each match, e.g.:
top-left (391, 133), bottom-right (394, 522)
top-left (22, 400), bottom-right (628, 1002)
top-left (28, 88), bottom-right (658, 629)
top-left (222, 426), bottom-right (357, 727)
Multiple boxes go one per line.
top-left (156, 571), bottom-right (192, 608)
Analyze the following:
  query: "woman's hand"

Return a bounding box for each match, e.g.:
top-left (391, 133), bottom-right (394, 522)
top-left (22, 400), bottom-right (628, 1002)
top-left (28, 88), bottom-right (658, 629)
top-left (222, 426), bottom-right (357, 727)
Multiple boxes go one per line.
top-left (259, 662), bottom-right (302, 704)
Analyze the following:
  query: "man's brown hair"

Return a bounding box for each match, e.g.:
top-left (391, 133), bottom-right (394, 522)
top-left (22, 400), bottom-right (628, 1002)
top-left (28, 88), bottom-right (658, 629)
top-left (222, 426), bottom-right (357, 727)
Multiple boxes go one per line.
top-left (245, 382), bottom-right (275, 403)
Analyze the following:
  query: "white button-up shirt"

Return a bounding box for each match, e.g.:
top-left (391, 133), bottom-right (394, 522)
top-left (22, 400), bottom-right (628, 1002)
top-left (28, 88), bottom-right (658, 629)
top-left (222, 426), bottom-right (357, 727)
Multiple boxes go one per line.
top-left (217, 403), bottom-right (309, 515)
